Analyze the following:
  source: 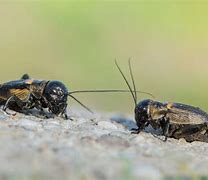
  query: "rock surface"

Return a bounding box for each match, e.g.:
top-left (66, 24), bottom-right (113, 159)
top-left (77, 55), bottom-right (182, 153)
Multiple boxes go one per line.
top-left (0, 109), bottom-right (208, 179)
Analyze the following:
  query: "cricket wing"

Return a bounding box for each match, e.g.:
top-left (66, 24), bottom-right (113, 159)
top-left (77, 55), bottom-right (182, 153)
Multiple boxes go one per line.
top-left (0, 79), bottom-right (31, 102)
top-left (166, 103), bottom-right (208, 125)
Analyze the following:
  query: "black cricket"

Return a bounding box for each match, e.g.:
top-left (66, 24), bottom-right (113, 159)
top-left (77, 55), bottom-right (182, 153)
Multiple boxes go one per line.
top-left (115, 60), bottom-right (208, 143)
top-left (0, 74), bottom-right (152, 120)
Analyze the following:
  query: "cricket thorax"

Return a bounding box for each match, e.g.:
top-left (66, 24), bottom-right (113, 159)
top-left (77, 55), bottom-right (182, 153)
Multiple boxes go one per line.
top-left (30, 80), bottom-right (48, 99)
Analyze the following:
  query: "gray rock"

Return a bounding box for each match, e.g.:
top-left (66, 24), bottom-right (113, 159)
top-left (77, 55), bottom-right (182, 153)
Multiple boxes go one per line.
top-left (0, 110), bottom-right (208, 179)
top-left (97, 121), bottom-right (118, 130)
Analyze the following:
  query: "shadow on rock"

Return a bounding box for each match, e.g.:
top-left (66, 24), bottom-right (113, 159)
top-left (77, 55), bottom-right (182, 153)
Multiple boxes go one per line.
top-left (19, 109), bottom-right (54, 119)
top-left (110, 114), bottom-right (137, 130)
top-left (110, 114), bottom-right (163, 137)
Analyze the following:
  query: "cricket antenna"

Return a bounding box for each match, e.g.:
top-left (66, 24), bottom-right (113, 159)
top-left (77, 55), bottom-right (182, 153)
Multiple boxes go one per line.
top-left (68, 94), bottom-right (93, 114)
top-left (115, 59), bottom-right (137, 107)
top-left (68, 90), bottom-right (155, 97)
top-left (67, 67), bottom-right (154, 112)
top-left (128, 58), bottom-right (137, 103)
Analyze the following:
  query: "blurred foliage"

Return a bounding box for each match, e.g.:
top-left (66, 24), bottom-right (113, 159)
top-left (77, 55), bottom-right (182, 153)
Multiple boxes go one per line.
top-left (1, 1), bottom-right (208, 113)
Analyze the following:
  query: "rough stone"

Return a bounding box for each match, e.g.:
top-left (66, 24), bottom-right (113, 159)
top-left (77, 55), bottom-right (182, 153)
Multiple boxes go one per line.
top-left (0, 109), bottom-right (207, 179)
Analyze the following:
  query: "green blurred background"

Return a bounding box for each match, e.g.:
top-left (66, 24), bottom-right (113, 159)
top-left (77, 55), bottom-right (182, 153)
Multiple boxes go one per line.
top-left (1, 1), bottom-right (208, 114)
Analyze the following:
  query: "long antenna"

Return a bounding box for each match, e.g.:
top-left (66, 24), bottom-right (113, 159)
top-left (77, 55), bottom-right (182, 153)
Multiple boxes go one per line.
top-left (68, 94), bottom-right (93, 114)
top-left (128, 58), bottom-right (137, 103)
top-left (68, 89), bottom-right (154, 98)
top-left (115, 59), bottom-right (137, 107)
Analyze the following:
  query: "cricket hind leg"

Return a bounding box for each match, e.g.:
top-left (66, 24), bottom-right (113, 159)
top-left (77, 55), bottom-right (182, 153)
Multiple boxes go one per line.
top-left (2, 96), bottom-right (24, 115)
top-left (3, 95), bottom-right (33, 116)
top-left (171, 123), bottom-right (208, 142)
top-left (185, 131), bottom-right (208, 143)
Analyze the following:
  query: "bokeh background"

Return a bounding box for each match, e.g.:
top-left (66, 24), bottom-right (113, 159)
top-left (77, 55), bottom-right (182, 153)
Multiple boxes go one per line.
top-left (1, 1), bottom-right (208, 114)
